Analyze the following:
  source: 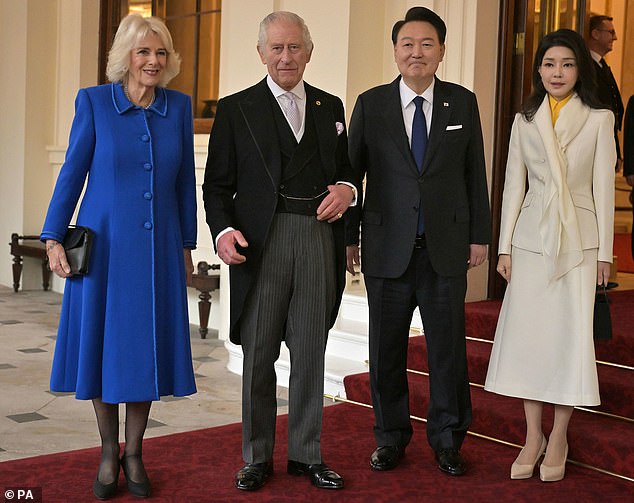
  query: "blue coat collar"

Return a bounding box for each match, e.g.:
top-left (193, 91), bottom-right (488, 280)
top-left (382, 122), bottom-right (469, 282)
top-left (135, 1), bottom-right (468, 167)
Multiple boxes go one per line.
top-left (111, 82), bottom-right (168, 117)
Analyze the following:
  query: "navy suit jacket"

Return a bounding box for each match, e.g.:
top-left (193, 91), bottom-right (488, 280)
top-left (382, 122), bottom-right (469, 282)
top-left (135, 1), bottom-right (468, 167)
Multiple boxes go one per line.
top-left (347, 77), bottom-right (491, 278)
top-left (593, 59), bottom-right (624, 159)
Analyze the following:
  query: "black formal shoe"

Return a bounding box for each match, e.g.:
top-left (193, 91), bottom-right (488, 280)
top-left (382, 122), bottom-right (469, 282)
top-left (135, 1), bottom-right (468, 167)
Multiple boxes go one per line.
top-left (370, 446), bottom-right (405, 471)
top-left (235, 461), bottom-right (273, 491)
top-left (93, 469), bottom-right (119, 500)
top-left (93, 458), bottom-right (120, 500)
top-left (435, 448), bottom-right (466, 476)
top-left (121, 455), bottom-right (151, 498)
top-left (287, 460), bottom-right (344, 490)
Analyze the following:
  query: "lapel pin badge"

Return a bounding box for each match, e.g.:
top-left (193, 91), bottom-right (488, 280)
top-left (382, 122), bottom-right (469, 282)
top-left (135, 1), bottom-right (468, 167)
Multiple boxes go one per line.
top-left (443, 102), bottom-right (449, 107)
top-left (315, 100), bottom-right (321, 106)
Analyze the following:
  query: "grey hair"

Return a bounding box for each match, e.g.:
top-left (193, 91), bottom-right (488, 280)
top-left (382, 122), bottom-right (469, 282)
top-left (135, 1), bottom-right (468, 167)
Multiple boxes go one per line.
top-left (257, 11), bottom-right (313, 53)
top-left (106, 14), bottom-right (181, 87)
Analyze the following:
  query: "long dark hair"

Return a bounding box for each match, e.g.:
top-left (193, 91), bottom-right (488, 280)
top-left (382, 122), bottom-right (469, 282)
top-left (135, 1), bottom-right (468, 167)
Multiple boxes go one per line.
top-left (522, 28), bottom-right (602, 121)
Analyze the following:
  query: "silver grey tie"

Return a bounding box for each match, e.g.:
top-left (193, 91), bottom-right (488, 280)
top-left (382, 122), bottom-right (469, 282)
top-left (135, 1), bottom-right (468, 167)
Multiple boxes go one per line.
top-left (282, 92), bottom-right (301, 134)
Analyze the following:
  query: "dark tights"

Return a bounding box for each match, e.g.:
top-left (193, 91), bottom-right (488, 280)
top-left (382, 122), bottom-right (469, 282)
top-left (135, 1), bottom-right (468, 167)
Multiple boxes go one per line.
top-left (92, 399), bottom-right (151, 484)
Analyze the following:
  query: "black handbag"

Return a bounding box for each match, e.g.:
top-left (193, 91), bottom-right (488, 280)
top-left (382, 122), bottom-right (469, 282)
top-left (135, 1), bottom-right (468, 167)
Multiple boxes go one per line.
top-left (593, 286), bottom-right (612, 341)
top-left (63, 225), bottom-right (94, 276)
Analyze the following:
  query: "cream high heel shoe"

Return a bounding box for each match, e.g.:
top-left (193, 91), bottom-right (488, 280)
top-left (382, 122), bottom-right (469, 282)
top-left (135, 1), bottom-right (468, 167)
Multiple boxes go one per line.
top-left (540, 444), bottom-right (568, 482)
top-left (510, 435), bottom-right (547, 479)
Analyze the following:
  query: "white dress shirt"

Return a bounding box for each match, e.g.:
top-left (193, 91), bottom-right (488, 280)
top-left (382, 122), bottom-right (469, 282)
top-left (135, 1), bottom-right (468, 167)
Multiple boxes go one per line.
top-left (400, 77), bottom-right (434, 147)
top-left (589, 49), bottom-right (603, 66)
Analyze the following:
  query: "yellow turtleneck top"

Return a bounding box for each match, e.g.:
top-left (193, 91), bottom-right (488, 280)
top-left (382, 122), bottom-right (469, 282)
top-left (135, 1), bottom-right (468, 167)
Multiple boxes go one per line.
top-left (548, 93), bottom-right (573, 125)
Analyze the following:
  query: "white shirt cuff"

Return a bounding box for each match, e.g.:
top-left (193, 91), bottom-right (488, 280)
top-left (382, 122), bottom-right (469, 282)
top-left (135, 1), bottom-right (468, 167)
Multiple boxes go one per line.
top-left (336, 181), bottom-right (357, 206)
top-left (215, 227), bottom-right (235, 250)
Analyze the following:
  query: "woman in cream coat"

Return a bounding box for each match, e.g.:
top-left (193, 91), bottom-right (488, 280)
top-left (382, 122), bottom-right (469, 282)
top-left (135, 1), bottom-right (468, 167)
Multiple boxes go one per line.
top-left (485, 29), bottom-right (615, 483)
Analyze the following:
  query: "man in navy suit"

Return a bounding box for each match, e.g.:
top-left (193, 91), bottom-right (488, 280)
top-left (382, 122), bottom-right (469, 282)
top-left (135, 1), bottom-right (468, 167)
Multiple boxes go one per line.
top-left (586, 15), bottom-right (624, 170)
top-left (346, 6), bottom-right (491, 476)
top-left (203, 11), bottom-right (356, 492)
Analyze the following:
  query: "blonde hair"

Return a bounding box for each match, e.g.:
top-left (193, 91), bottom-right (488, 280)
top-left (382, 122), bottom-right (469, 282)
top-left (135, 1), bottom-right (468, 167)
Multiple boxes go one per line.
top-left (106, 14), bottom-right (181, 87)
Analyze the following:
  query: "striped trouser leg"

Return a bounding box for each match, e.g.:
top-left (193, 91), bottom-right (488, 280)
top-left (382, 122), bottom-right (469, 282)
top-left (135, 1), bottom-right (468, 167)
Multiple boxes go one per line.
top-left (240, 213), bottom-right (335, 464)
top-left (284, 214), bottom-right (336, 464)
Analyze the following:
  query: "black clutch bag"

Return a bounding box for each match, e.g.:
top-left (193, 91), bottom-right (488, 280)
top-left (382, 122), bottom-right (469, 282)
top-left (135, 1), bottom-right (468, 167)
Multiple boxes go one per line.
top-left (63, 225), bottom-right (94, 276)
top-left (593, 286), bottom-right (612, 341)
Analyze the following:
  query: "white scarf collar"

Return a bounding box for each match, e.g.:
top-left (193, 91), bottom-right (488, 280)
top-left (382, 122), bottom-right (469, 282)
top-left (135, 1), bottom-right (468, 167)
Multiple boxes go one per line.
top-left (533, 93), bottom-right (589, 280)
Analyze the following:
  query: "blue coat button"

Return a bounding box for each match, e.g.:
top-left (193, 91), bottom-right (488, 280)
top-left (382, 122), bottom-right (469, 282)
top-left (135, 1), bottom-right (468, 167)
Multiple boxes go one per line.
top-left (144, 163), bottom-right (152, 171)
top-left (144, 192), bottom-right (152, 200)
top-left (144, 222), bottom-right (153, 230)
top-left (141, 135), bottom-right (150, 142)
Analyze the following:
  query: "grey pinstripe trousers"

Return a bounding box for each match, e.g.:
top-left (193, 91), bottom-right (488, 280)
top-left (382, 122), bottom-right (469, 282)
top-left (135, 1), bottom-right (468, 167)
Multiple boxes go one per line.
top-left (240, 213), bottom-right (336, 464)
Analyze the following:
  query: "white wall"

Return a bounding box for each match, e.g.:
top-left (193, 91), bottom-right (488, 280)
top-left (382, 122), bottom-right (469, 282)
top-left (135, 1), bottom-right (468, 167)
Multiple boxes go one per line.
top-left (217, 0), bottom-right (275, 96)
top-left (468, 0), bottom-right (500, 300)
top-left (346, 0), bottom-right (388, 114)
top-left (279, 0), bottom-right (352, 100)
top-left (0, 2), bottom-right (28, 291)
top-left (1, 0), bottom-right (59, 290)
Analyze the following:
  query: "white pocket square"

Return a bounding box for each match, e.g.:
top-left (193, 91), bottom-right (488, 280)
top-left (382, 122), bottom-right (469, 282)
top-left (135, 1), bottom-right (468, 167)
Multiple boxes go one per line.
top-left (446, 124), bottom-right (463, 130)
top-left (335, 122), bottom-right (344, 136)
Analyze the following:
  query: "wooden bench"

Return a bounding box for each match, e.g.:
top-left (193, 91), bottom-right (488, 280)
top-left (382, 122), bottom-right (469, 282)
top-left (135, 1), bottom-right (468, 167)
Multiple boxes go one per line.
top-left (187, 261), bottom-right (221, 339)
top-left (10, 234), bottom-right (52, 292)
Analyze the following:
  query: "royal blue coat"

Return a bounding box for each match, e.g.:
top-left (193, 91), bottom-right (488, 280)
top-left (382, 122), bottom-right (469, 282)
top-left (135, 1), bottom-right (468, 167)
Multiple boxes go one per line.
top-left (41, 83), bottom-right (197, 404)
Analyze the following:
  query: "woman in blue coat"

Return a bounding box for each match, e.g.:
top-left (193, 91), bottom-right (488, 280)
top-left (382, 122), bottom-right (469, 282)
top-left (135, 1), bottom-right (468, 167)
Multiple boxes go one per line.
top-left (41, 14), bottom-right (197, 499)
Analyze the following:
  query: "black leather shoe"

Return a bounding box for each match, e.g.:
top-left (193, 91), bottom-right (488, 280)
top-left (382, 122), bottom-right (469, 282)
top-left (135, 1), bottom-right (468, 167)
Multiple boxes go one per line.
top-left (93, 473), bottom-right (118, 500)
top-left (93, 460), bottom-right (119, 500)
top-left (235, 461), bottom-right (273, 491)
top-left (287, 460), bottom-right (344, 489)
top-left (370, 446), bottom-right (405, 471)
top-left (121, 455), bottom-right (151, 498)
top-left (435, 448), bottom-right (466, 476)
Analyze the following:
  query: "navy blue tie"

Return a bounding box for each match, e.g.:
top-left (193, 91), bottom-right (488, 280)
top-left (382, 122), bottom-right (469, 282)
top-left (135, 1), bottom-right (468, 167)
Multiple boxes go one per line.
top-left (411, 96), bottom-right (427, 235)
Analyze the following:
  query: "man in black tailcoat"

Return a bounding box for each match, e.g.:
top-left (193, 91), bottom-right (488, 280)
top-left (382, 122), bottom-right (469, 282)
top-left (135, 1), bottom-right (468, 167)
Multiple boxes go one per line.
top-left (203, 10), bottom-right (357, 493)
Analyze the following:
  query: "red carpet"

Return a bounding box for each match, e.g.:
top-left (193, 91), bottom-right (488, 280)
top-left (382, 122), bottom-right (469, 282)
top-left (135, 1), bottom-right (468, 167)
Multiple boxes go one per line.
top-left (1, 403), bottom-right (632, 502)
top-left (344, 290), bottom-right (634, 494)
top-left (3, 294), bottom-right (633, 501)
top-left (614, 233), bottom-right (634, 272)
top-left (344, 368), bottom-right (634, 479)
top-left (406, 335), bottom-right (634, 418)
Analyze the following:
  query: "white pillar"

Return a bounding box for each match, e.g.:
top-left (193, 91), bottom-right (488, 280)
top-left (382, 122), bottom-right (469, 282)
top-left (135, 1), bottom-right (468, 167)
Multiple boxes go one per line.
top-left (0, 0), bottom-right (59, 289)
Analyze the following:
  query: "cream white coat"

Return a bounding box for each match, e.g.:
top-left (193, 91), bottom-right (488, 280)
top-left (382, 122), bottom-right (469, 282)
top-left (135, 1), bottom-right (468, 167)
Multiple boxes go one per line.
top-left (485, 95), bottom-right (616, 406)
top-left (499, 94), bottom-right (615, 278)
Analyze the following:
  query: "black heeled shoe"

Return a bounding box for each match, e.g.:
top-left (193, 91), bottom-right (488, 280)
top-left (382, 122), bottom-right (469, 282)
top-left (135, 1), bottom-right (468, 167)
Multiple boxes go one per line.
top-left (93, 460), bottom-right (119, 500)
top-left (121, 455), bottom-right (151, 498)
